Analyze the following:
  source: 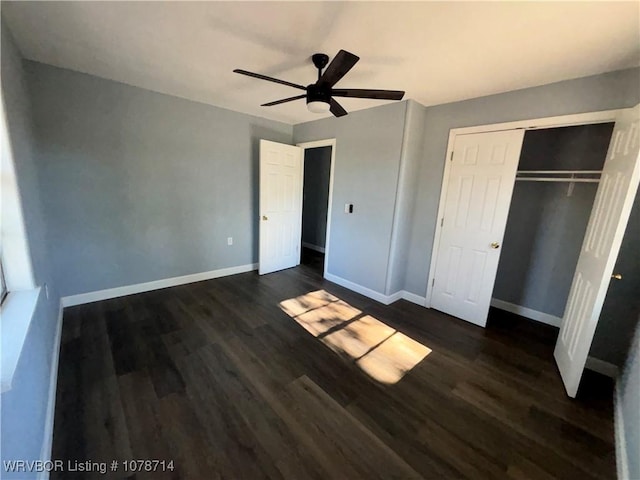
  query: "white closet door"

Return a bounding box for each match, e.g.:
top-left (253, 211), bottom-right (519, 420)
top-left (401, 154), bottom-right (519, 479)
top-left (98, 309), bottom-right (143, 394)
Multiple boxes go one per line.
top-left (555, 104), bottom-right (640, 398)
top-left (431, 130), bottom-right (525, 326)
top-left (259, 140), bottom-right (303, 275)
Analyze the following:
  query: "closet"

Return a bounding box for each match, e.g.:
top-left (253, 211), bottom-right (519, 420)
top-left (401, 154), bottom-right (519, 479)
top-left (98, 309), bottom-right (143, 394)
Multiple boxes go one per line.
top-left (428, 104), bottom-right (640, 397)
top-left (492, 123), bottom-right (615, 325)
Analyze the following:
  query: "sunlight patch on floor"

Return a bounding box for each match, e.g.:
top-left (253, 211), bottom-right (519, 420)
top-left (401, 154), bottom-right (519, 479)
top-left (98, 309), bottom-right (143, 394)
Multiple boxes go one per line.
top-left (279, 290), bottom-right (431, 384)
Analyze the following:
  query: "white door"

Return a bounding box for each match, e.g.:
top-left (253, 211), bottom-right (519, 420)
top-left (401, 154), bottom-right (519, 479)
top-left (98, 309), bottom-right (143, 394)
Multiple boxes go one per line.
top-left (555, 104), bottom-right (640, 398)
top-left (259, 140), bottom-right (303, 275)
top-left (431, 130), bottom-right (525, 326)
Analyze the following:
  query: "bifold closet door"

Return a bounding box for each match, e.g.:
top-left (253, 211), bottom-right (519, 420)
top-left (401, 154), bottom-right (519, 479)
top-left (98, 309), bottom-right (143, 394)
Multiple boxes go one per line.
top-left (431, 130), bottom-right (525, 327)
top-left (555, 104), bottom-right (640, 398)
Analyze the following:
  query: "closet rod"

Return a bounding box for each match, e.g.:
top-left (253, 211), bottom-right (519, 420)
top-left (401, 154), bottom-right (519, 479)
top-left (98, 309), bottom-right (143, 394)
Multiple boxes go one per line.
top-left (516, 170), bottom-right (602, 174)
top-left (515, 178), bottom-right (600, 183)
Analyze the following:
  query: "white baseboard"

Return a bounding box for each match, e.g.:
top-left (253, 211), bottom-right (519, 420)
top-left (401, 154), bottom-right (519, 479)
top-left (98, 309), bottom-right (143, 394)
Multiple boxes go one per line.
top-left (615, 382), bottom-right (630, 480)
top-left (401, 291), bottom-right (427, 306)
top-left (386, 291), bottom-right (404, 304)
top-left (38, 301), bottom-right (64, 480)
top-left (585, 356), bottom-right (619, 378)
top-left (490, 298), bottom-right (562, 328)
top-left (323, 273), bottom-right (428, 307)
top-left (62, 263), bottom-right (258, 307)
top-left (324, 272), bottom-right (394, 305)
top-left (301, 242), bottom-right (325, 254)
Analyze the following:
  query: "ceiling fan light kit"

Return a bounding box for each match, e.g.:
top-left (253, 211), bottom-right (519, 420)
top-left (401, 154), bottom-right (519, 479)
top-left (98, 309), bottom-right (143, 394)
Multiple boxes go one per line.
top-left (307, 100), bottom-right (330, 113)
top-left (234, 49), bottom-right (405, 118)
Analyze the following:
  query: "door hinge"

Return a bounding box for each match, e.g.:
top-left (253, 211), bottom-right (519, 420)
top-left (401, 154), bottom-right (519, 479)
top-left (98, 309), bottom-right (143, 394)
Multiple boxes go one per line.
top-left (441, 218), bottom-right (444, 227)
top-left (450, 151), bottom-right (454, 161)
top-left (432, 278), bottom-right (435, 287)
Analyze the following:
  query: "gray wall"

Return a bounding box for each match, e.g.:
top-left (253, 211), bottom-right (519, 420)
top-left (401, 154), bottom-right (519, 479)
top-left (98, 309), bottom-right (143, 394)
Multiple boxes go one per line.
top-left (386, 100), bottom-right (427, 295)
top-left (494, 182), bottom-right (598, 317)
top-left (403, 67), bottom-right (640, 297)
top-left (293, 102), bottom-right (407, 294)
top-left (1, 21), bottom-right (61, 476)
top-left (590, 191), bottom-right (640, 367)
top-left (302, 146), bottom-right (331, 249)
top-left (617, 320), bottom-right (640, 480)
top-left (25, 61), bottom-right (293, 297)
top-left (493, 123), bottom-right (613, 317)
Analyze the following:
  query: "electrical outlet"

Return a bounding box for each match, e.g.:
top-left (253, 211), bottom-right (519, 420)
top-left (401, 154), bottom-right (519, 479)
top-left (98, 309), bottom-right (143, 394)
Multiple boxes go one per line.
top-left (227, 237), bottom-right (233, 246)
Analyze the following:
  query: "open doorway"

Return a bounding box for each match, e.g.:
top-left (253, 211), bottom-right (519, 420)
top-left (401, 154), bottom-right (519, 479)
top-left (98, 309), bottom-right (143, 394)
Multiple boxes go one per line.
top-left (300, 145), bottom-right (332, 275)
top-left (258, 138), bottom-right (335, 277)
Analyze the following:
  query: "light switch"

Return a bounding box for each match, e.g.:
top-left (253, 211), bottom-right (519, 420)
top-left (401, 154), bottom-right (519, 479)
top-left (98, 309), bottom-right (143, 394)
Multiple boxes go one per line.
top-left (344, 203), bottom-right (354, 214)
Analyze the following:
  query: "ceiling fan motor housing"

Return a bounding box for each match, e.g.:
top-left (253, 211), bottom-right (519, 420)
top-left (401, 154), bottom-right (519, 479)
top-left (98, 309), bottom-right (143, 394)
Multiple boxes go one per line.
top-left (306, 83), bottom-right (331, 106)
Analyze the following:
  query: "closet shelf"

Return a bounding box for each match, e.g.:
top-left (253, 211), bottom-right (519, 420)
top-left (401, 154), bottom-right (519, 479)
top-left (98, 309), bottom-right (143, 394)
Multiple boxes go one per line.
top-left (516, 177), bottom-right (600, 183)
top-left (515, 169), bottom-right (602, 183)
top-left (516, 170), bottom-right (602, 174)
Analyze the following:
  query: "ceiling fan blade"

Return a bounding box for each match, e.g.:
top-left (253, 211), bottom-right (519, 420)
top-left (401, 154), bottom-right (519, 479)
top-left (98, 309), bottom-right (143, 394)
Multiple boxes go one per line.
top-left (261, 94), bottom-right (307, 107)
top-left (331, 89), bottom-right (405, 100)
top-left (318, 50), bottom-right (360, 87)
top-left (330, 99), bottom-right (348, 118)
top-left (233, 69), bottom-right (306, 91)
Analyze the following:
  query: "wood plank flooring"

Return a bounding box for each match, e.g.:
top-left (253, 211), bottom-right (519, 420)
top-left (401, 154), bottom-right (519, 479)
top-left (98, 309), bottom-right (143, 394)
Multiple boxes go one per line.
top-left (52, 257), bottom-right (616, 479)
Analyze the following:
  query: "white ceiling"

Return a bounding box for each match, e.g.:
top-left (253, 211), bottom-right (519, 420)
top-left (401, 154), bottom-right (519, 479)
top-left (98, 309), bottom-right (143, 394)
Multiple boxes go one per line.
top-left (3, 1), bottom-right (639, 125)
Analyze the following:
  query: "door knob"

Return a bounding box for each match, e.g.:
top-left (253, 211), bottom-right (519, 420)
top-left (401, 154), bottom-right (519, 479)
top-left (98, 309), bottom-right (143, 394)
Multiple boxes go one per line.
top-left (611, 273), bottom-right (622, 280)
top-left (490, 242), bottom-right (500, 249)
top-left (262, 215), bottom-right (268, 221)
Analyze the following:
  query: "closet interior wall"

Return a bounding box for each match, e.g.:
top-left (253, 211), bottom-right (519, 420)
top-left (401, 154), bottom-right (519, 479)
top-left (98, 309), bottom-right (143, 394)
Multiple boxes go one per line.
top-left (492, 123), bottom-right (615, 320)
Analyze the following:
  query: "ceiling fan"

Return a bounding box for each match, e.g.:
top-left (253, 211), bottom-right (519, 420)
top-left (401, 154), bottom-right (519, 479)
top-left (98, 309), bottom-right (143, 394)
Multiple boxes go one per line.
top-left (233, 50), bottom-right (405, 117)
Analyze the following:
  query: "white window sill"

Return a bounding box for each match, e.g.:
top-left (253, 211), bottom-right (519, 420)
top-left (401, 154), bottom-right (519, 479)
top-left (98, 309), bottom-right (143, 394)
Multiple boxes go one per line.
top-left (1, 287), bottom-right (41, 393)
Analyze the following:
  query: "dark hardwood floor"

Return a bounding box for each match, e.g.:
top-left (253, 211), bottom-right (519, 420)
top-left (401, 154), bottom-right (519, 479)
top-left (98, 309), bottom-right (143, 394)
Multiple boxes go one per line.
top-left (52, 258), bottom-right (616, 479)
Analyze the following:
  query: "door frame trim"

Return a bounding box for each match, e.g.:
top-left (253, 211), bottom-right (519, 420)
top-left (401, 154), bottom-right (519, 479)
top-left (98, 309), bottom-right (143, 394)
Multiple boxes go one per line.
top-left (425, 109), bottom-right (623, 309)
top-left (297, 138), bottom-right (337, 277)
